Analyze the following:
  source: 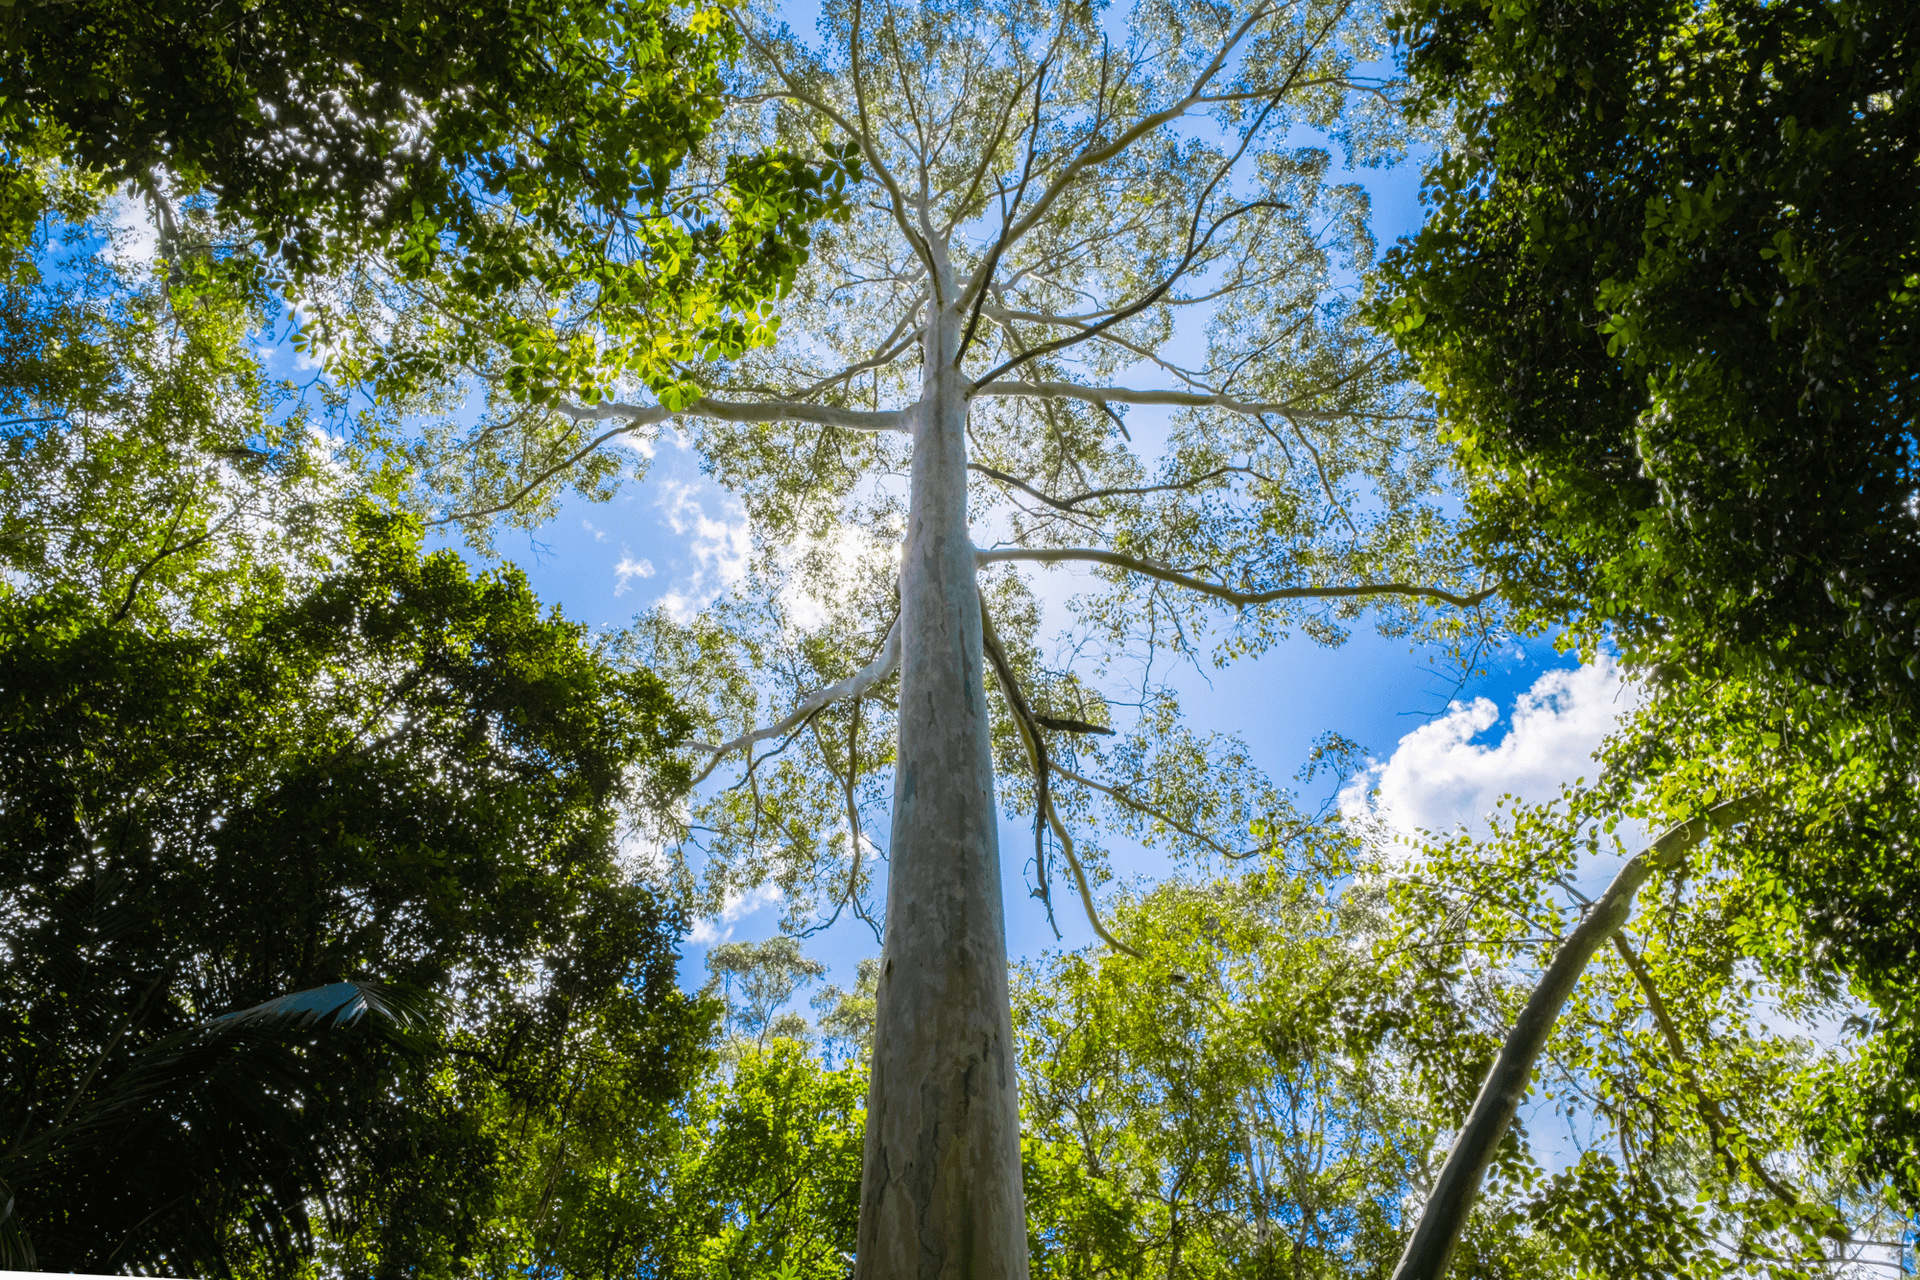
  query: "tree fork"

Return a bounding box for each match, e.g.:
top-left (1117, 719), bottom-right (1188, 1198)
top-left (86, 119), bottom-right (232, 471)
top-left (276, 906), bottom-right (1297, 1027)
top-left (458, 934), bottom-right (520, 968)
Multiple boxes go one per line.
top-left (858, 301), bottom-right (1029, 1279)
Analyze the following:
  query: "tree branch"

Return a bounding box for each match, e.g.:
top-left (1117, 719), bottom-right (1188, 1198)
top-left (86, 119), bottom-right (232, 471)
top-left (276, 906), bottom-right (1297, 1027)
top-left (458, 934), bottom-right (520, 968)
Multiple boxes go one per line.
top-left (955, 61), bottom-right (1052, 358)
top-left (978, 595), bottom-right (1058, 932)
top-left (556, 396), bottom-right (909, 433)
top-left (990, 4), bottom-right (1278, 254)
top-left (1044, 798), bottom-right (1140, 959)
top-left (726, 2), bottom-right (942, 291)
top-left (780, 323), bottom-right (923, 401)
top-left (1050, 763), bottom-right (1275, 863)
top-left (801, 699), bottom-right (884, 944)
top-left (975, 546), bottom-right (1497, 609)
top-left (968, 462), bottom-right (1261, 513)
top-left (689, 618), bottom-right (902, 786)
top-left (971, 379), bottom-right (1344, 423)
top-left (968, 200), bottom-right (1288, 388)
top-left (1609, 932), bottom-right (1803, 1210)
top-left (431, 393), bottom-right (907, 527)
top-left (980, 597), bottom-right (1139, 957)
top-left (108, 506), bottom-right (233, 624)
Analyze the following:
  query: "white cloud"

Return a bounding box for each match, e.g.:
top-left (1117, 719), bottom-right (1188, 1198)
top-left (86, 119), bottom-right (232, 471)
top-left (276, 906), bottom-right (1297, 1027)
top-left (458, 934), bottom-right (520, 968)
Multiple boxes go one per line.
top-left (654, 481), bottom-right (750, 622)
top-left (688, 884), bottom-right (784, 946)
top-left (613, 553), bottom-right (654, 595)
top-left (616, 431), bottom-right (660, 460)
top-left (1341, 658), bottom-right (1640, 840)
top-left (583, 519), bottom-right (609, 543)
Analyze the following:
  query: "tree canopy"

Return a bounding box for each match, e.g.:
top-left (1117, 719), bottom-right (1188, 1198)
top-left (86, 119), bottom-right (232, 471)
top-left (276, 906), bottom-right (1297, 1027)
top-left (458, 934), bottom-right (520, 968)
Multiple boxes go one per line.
top-left (1377, 0), bottom-right (1919, 702)
top-left (1373, 0), bottom-right (1920, 1210)
top-left (0, 0), bottom-right (858, 405)
top-left (0, 506), bottom-right (707, 1269)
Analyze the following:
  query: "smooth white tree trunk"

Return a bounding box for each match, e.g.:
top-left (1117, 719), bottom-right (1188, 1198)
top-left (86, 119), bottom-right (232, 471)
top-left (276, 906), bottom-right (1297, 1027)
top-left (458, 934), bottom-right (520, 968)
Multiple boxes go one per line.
top-left (857, 303), bottom-right (1030, 1279)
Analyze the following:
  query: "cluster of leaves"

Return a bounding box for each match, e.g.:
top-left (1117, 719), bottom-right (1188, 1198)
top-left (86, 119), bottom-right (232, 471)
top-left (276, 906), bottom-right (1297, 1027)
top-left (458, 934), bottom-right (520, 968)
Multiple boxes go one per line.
top-left (0, 166), bottom-right (345, 622)
top-left (0, 510), bottom-right (702, 1270)
top-left (1595, 674), bottom-right (1920, 1206)
top-left (297, 952), bottom-right (868, 1278)
top-left (1375, 0), bottom-right (1920, 703)
top-left (1, 0), bottom-right (861, 408)
top-left (1016, 871), bottom-right (1443, 1278)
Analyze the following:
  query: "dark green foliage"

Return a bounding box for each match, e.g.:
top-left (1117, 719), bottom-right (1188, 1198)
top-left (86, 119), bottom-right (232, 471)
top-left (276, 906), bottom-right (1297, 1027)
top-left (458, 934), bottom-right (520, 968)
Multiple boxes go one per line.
top-left (1527, 1153), bottom-right (1714, 1280)
top-left (1377, 0), bottom-right (1920, 702)
top-left (0, 513), bottom-right (704, 1272)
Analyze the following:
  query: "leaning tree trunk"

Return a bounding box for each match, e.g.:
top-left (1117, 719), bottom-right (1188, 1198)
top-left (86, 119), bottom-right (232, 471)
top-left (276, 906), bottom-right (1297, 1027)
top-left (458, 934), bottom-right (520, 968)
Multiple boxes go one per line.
top-left (1388, 797), bottom-right (1757, 1280)
top-left (857, 301), bottom-right (1030, 1280)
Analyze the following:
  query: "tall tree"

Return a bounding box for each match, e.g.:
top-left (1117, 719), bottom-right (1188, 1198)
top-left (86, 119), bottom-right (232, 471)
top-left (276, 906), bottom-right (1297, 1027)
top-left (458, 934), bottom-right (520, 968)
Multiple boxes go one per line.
top-left (0, 503), bottom-right (705, 1269)
top-left (364, 0), bottom-right (1497, 1270)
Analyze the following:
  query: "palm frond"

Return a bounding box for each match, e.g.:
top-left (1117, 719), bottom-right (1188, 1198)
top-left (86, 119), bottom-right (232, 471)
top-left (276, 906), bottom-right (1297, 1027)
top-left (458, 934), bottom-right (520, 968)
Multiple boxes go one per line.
top-left (210, 980), bottom-right (421, 1031)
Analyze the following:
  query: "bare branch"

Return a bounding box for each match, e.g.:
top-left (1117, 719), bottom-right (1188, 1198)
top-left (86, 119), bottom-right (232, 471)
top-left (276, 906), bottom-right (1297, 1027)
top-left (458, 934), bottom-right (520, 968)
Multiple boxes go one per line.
top-left (956, 61), bottom-right (1051, 364)
top-left (969, 199), bottom-right (1289, 387)
top-left (426, 393), bottom-right (906, 527)
top-left (980, 303), bottom-right (1244, 385)
top-left (1046, 796), bottom-right (1141, 958)
top-left (779, 321), bottom-right (924, 401)
top-left (801, 698), bottom-right (884, 944)
top-left (979, 595), bottom-right (1057, 930)
top-left (426, 421), bottom-right (642, 528)
top-left (1051, 763), bottom-right (1273, 863)
top-left (726, 1), bottom-right (942, 291)
top-left (556, 396), bottom-right (910, 433)
top-left (690, 617), bottom-right (902, 786)
top-left (981, 600), bottom-right (1138, 957)
top-left (992, 5), bottom-right (1278, 254)
top-left (975, 546), bottom-right (1498, 610)
top-left (973, 379), bottom-right (1345, 422)
top-left (944, 46), bottom-right (1047, 244)
top-left (968, 462), bottom-right (1264, 512)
